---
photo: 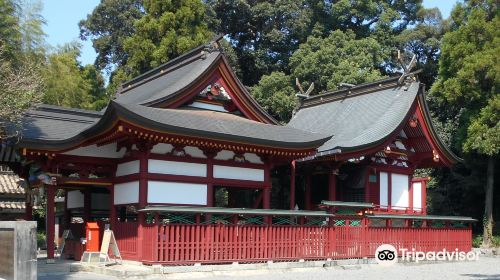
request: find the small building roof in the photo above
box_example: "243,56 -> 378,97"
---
0,171 -> 24,195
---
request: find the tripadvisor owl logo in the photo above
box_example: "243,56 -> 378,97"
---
375,244 -> 398,266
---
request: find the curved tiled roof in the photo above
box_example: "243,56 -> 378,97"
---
288,80 -> 419,154
18,101 -> 330,151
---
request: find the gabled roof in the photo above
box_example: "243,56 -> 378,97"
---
114,37 -> 277,124
287,74 -> 460,165
18,101 -> 330,152
288,77 -> 418,154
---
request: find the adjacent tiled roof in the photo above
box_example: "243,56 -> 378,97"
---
0,172 -> 24,195
19,104 -> 102,142
0,201 -> 25,210
288,78 -> 420,155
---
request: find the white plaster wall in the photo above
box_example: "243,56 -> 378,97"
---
91,193 -> 109,210
116,160 -> 140,177
62,143 -> 126,158
114,181 -> 139,204
67,190 -> 84,209
379,172 -> 388,208
188,101 -> 228,112
391,173 -> 409,209
151,143 -> 173,154
243,153 -> 263,164
147,181 -> 207,205
148,159 -> 207,177
213,165 -> 264,181
215,150 -> 234,160
412,182 -> 422,211
184,146 -> 207,158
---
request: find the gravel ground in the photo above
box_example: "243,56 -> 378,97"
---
38,257 -> 500,280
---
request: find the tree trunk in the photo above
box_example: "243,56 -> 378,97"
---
482,156 -> 495,248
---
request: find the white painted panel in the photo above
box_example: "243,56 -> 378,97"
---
91,193 -> 109,210
151,143 -> 173,154
188,101 -> 228,112
213,165 -> 264,181
184,146 -> 207,158
63,143 -> 126,158
391,174 -> 409,209
379,172 -> 388,208
116,160 -> 140,177
67,190 -> 84,209
148,160 -> 207,177
148,181 -> 207,205
114,181 -> 139,204
215,150 -> 234,160
244,153 -> 263,164
413,182 -> 422,211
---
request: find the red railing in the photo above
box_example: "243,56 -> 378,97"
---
140,220 -> 472,265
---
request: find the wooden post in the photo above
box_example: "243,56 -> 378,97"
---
290,160 -> 296,210
328,172 -> 336,202
204,150 -> 216,222
387,173 -> 392,212
83,188 -> 91,222
263,187 -> 271,209
422,179 -> 427,215
137,149 -> 148,261
109,184 -> 117,230
305,174 -> 312,210
46,184 -> 55,261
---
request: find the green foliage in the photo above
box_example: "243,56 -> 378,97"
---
122,0 -> 213,77
290,30 -> 386,93
42,44 -> 108,110
473,234 -> 500,248
209,0 -> 423,85
0,0 -> 22,62
431,1 -> 499,156
396,8 -> 448,85
37,231 -> 46,249
251,72 -> 295,123
79,0 -> 143,71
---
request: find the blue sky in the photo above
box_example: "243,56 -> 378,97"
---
41,0 -> 459,66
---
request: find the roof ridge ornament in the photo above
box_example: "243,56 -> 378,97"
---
397,50 -> 417,85
293,78 -> 314,116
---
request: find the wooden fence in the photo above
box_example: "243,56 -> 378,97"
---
113,218 -> 472,265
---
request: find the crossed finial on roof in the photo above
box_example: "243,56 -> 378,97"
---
295,78 -> 314,99
397,50 -> 417,85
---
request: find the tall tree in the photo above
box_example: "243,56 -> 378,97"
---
42,44 -> 107,110
79,0 -> 143,72
252,30 -> 387,123
209,0 -> 423,85
122,0 -> 213,77
396,7 -> 448,86
0,0 -> 23,63
430,0 -> 499,247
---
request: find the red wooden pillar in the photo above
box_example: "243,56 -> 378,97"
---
263,187 -> 271,209
83,188 -> 91,222
25,192 -> 33,221
137,150 -> 148,261
408,176 -> 413,213
305,174 -> 312,210
263,160 -> 272,209
387,173 -> 392,212
109,184 -> 117,229
46,184 -> 55,261
205,150 -> 216,222
290,160 -> 296,210
328,172 -> 337,201
422,179 -> 427,215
